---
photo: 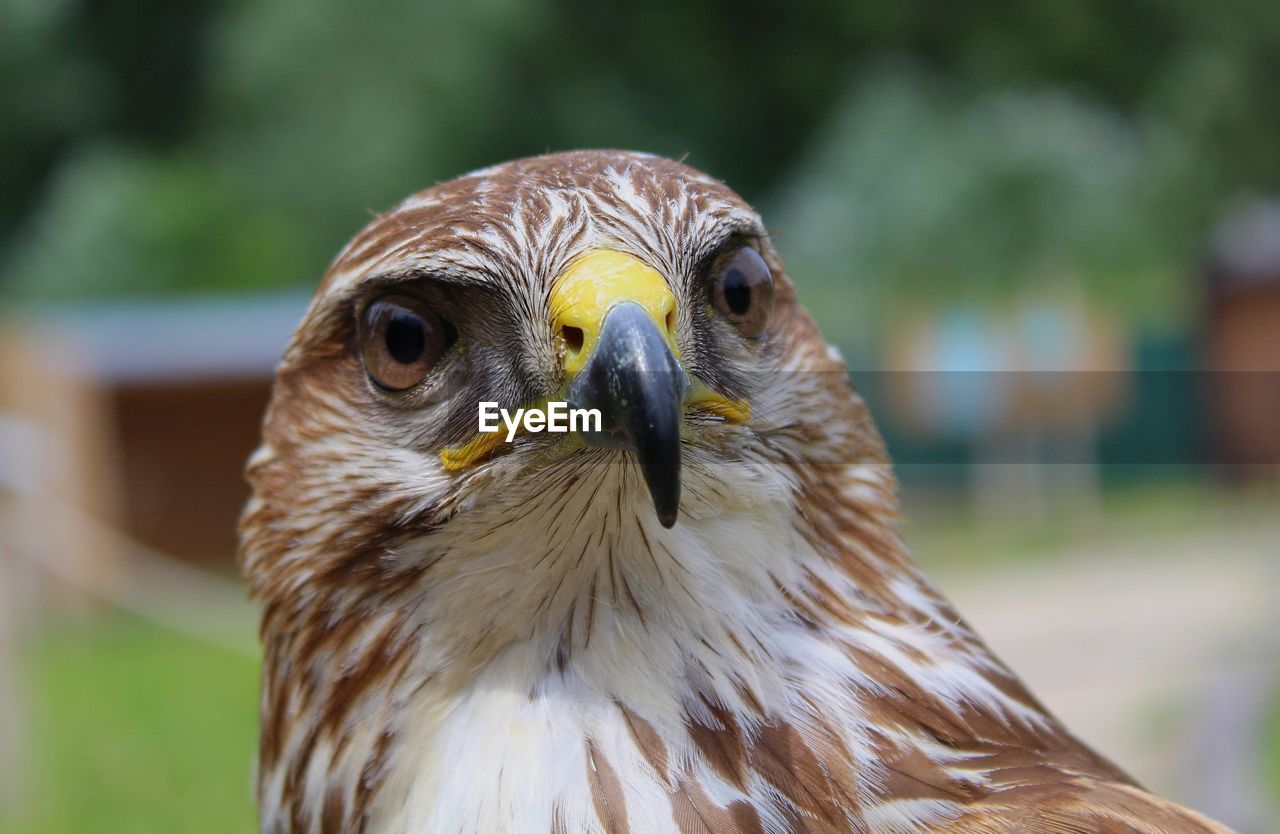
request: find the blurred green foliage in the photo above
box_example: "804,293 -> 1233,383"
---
0,615 -> 257,834
2,0 -> 1279,334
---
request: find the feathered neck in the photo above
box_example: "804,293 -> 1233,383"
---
245,429 -> 1036,833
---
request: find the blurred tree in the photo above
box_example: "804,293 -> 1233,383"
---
1,0 -> 1277,322
0,0 -> 218,236
772,64 -> 1193,341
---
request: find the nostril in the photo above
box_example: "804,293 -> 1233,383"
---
562,325 -> 585,354
665,308 -> 676,335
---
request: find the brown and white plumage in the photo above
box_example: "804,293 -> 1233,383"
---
239,150 -> 1231,833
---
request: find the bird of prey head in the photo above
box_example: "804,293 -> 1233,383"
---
240,151 -> 1230,833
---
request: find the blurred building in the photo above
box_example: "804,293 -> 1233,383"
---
0,294 -> 307,571
1204,199 -> 1280,471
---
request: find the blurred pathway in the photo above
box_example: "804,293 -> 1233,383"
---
933,520 -> 1280,832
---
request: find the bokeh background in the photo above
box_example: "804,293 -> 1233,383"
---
1,1 -> 1278,831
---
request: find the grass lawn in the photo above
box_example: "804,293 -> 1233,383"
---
1,614 -> 259,834
903,475 -> 1279,571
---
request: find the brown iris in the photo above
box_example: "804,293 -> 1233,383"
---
710,245 -> 774,339
359,295 -> 454,391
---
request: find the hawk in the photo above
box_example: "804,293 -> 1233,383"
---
240,151 -> 1231,833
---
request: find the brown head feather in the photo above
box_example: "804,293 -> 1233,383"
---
240,151 -> 1232,833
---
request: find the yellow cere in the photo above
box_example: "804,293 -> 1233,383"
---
439,249 -> 749,470
550,249 -> 678,376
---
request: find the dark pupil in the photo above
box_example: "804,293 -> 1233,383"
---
384,309 -> 427,364
722,268 -> 753,316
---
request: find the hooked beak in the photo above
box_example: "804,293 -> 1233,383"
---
553,250 -> 686,527
565,300 -> 688,527
440,249 -> 749,528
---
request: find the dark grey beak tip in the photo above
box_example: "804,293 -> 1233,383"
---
642,460 -> 681,528
565,301 -> 687,527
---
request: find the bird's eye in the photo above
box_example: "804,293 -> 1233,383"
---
359,295 -> 455,392
709,245 -> 774,339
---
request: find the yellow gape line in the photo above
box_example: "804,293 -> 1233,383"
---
440,249 -> 749,471
688,382 -> 751,423
440,399 -> 554,471
439,431 -> 506,471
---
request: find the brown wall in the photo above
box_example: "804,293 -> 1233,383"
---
110,378 -> 271,570
1207,283 -> 1280,467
